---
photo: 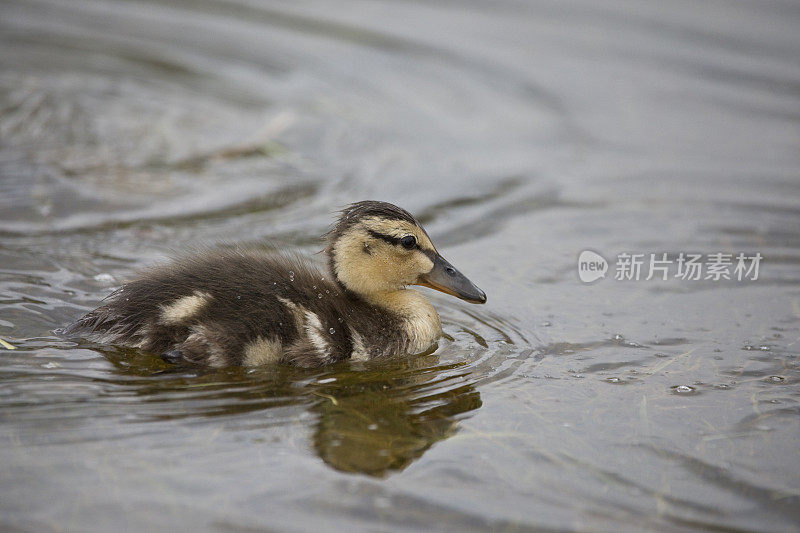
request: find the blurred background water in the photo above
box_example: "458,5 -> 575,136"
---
1,0 -> 799,531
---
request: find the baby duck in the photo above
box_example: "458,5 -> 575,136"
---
64,201 -> 486,368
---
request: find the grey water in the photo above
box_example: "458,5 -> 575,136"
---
1,0 -> 799,531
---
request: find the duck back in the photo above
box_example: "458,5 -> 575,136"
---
64,249 -> 407,367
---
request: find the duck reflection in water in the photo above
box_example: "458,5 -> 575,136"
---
100,346 -> 482,477
311,350 -> 482,476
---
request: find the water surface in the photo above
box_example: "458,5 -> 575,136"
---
1,0 -> 799,531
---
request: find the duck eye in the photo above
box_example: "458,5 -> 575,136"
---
400,235 -> 417,249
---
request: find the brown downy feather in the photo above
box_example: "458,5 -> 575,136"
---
64,248 -> 408,367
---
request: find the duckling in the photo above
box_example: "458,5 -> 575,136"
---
63,201 -> 486,368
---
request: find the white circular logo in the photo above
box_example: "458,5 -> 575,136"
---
578,250 -> 608,283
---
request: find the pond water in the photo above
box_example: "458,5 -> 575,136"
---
2,0 -> 799,530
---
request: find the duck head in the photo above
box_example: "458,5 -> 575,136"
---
325,201 -> 486,304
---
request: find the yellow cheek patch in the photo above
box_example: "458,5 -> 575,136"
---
332,216 -> 441,294
415,252 -> 435,274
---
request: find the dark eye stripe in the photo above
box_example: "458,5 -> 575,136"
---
366,229 -> 435,260
366,229 -> 403,246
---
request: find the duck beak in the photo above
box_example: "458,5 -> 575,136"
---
417,254 -> 487,304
